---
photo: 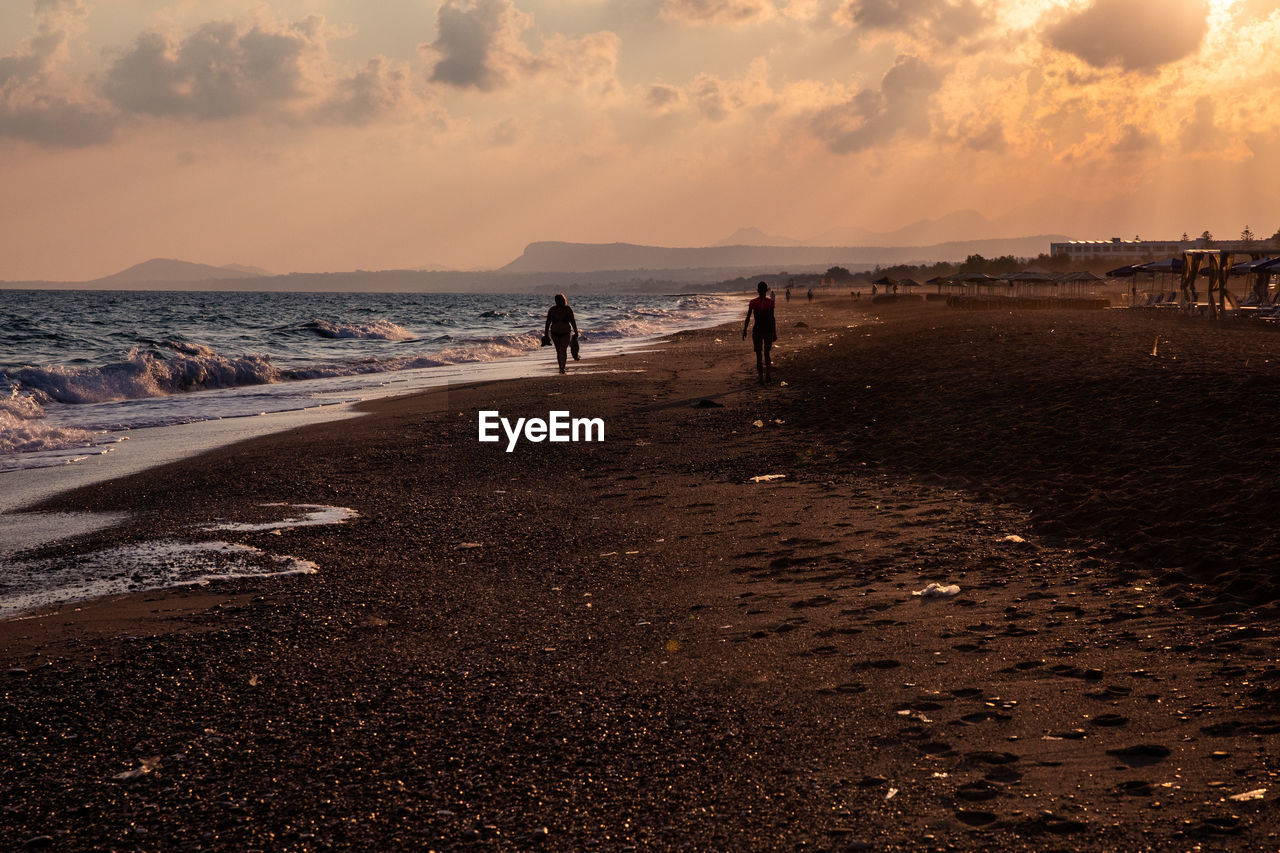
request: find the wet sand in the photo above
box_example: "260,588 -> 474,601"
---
4,298 -> 1280,850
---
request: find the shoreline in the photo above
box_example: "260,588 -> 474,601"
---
7,298 -> 1280,849
1,295 -> 741,515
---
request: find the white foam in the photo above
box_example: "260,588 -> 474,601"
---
0,539 -> 317,619
302,319 -> 416,341
6,341 -> 281,405
201,503 -> 358,532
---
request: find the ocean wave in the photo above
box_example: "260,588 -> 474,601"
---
0,386 -> 96,455
1,294 -> 738,466
298,319 -> 416,341
2,342 -> 281,405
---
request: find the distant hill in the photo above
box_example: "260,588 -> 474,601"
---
811,210 -> 997,247
219,263 -> 273,277
499,236 -> 1067,275
90,258 -> 267,285
712,227 -> 807,247
717,210 -> 1010,249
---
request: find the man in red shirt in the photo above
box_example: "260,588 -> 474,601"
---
742,281 -> 777,384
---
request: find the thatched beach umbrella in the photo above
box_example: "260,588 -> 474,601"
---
1056,270 -> 1104,298
1006,270 -> 1056,298
951,271 -> 1001,297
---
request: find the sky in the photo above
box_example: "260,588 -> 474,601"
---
1,0 -> 1278,280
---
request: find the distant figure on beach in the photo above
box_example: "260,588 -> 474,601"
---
807,288 -> 814,302
785,286 -> 792,301
544,293 -> 579,374
743,281 -> 777,384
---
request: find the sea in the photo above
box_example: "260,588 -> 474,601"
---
0,289 -> 737,475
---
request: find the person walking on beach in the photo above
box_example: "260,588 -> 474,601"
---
743,281 -> 777,384
544,293 -> 579,374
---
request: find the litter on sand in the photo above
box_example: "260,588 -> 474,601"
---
913,582 -> 961,598
749,474 -> 787,483
1229,789 -> 1266,802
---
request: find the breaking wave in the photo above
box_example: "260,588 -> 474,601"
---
1,292 -> 738,468
297,319 -> 416,341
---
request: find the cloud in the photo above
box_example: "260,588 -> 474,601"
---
1110,123 -> 1159,156
314,56 -> 412,125
960,117 -> 1006,153
835,0 -> 991,43
691,74 -> 729,121
102,18 -> 326,119
424,0 -> 536,91
538,31 -> 621,96
423,0 -> 619,97
647,83 -> 683,110
0,0 -> 85,86
1044,0 -> 1209,72
1233,0 -> 1279,22
810,54 -> 945,153
1180,95 -> 1226,153
660,0 -> 775,26
0,93 -> 115,147
0,0 -> 116,146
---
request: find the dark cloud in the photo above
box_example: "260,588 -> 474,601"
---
839,0 -> 991,42
0,0 -> 83,86
692,75 -> 729,121
1044,0 -> 1208,72
810,54 -> 945,153
1180,95 -> 1225,152
425,0 -> 532,91
660,0 -> 773,26
1111,123 -> 1159,156
962,117 -> 1006,153
647,83 -> 682,108
0,0 -> 116,146
314,57 -> 409,125
0,94 -> 115,147
103,19 -> 321,119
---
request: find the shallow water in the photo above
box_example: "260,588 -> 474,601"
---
1,290 -> 735,470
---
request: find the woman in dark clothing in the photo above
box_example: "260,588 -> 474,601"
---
742,281 -> 777,384
544,293 -> 579,374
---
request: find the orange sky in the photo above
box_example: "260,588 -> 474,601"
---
1,0 -> 1277,280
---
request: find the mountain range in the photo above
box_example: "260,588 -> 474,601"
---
713,209 -> 1070,249
89,258 -> 273,285
498,234 -> 1065,275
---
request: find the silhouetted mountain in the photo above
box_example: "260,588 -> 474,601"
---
712,227 -> 806,247
811,210 -> 996,246
219,263 -> 273,277
499,236 -> 1066,275
91,258 -> 266,284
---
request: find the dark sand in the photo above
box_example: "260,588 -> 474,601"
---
5,299 -> 1280,850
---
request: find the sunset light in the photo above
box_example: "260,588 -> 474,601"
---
6,5 -> 1280,847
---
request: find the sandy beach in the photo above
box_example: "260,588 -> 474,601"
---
6,297 -> 1280,850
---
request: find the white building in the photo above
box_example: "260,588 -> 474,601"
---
1050,237 -> 1279,261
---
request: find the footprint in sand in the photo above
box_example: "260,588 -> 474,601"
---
1090,713 -> 1129,727
1114,780 -> 1154,797
955,781 -> 999,802
1105,744 -> 1170,766
954,810 -> 999,827
984,766 -> 1022,784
